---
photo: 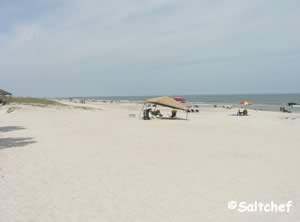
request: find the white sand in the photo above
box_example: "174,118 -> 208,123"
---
1,103 -> 300,221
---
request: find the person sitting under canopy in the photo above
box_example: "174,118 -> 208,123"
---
143,108 -> 151,120
170,109 -> 177,118
151,109 -> 163,118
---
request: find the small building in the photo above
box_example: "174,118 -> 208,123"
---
0,89 -> 12,105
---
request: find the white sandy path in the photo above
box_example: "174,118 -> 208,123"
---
0,104 -> 300,222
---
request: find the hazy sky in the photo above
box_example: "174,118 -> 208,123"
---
1,0 -> 300,97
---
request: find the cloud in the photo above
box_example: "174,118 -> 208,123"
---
1,0 -> 300,96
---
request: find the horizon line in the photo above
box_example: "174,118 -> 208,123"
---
49,92 -> 300,99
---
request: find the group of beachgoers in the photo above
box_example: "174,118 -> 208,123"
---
143,105 -> 177,120
237,108 -> 248,116
143,104 -> 251,120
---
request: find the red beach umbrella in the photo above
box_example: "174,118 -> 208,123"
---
240,100 -> 253,105
174,97 -> 186,103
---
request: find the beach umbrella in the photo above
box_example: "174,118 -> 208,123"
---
240,100 -> 253,106
174,97 -> 186,103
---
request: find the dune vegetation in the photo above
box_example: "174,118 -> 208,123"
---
10,97 -> 65,107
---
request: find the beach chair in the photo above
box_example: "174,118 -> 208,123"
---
150,110 -> 163,118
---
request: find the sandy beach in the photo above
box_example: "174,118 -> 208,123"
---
1,102 -> 300,221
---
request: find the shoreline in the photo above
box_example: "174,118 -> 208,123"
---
56,98 -> 300,114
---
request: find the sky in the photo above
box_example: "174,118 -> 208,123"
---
1,0 -> 300,97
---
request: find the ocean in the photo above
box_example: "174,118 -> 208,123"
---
76,94 -> 300,113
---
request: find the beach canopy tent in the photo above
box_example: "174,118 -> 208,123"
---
145,96 -> 188,111
0,89 -> 12,96
142,96 -> 189,120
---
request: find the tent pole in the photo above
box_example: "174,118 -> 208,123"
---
139,103 -> 145,120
